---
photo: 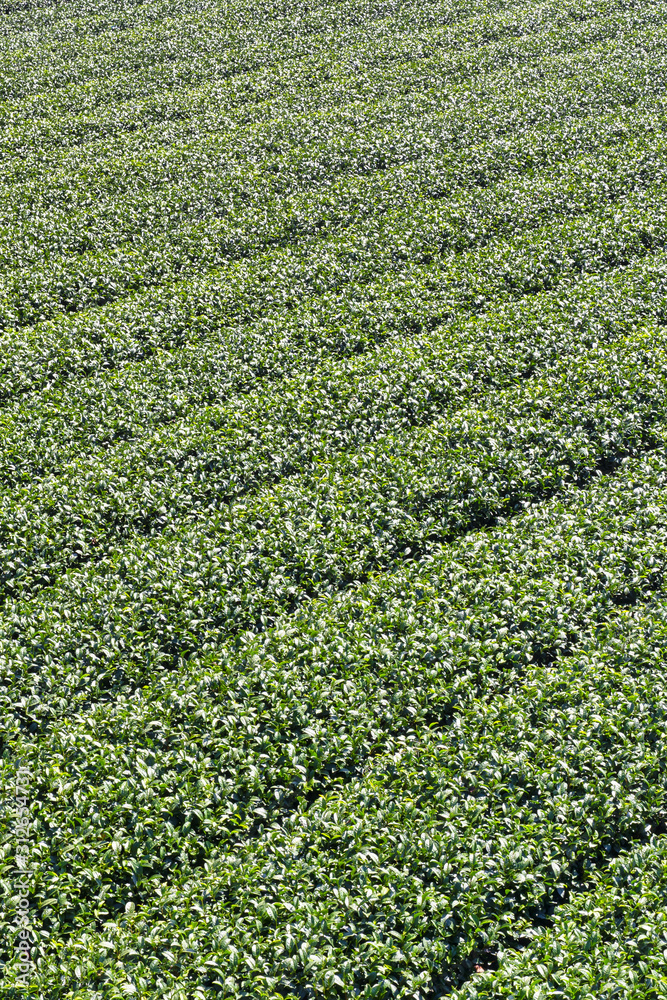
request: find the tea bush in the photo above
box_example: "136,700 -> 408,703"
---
3,0 -> 667,997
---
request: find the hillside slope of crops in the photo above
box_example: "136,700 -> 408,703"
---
3,1 -> 667,997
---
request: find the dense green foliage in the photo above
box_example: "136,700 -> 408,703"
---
3,0 -> 667,996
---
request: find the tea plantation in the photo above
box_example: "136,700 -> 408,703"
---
4,0 -> 667,996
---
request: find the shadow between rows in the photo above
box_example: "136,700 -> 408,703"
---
0,282 -> 664,630
0,0 -> 612,156
0,200 -> 660,505
430,808 -> 667,998
2,633 -> 565,942
13,543 -> 667,945
50,672 -> 667,994
3,63 -> 663,351
7,428 -> 664,756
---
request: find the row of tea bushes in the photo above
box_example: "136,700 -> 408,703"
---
3,450 -> 667,994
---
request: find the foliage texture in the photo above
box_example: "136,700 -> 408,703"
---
3,1 -> 667,997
